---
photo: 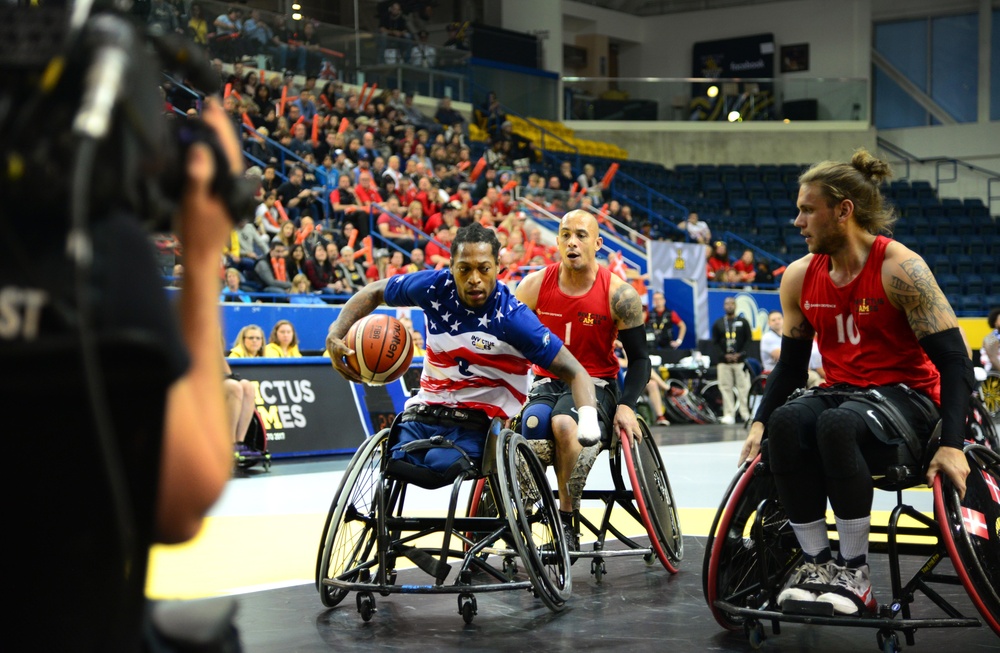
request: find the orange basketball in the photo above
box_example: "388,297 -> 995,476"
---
345,314 -> 415,385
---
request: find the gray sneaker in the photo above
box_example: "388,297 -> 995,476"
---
816,563 -> 878,615
777,558 -> 837,607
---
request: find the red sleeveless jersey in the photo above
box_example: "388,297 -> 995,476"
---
532,264 -> 620,380
801,235 -> 940,404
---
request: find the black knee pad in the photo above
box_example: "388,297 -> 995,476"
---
768,404 -> 807,474
815,408 -> 867,479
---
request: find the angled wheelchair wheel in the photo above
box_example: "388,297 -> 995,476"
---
699,380 -> 738,421
979,371 -> 999,423
679,388 -> 720,425
465,476 -> 501,555
746,375 -> 767,424
499,430 -> 572,612
703,453 -> 801,630
316,429 -> 388,608
933,445 -> 1000,636
662,380 -> 693,424
968,395 -> 999,450
619,419 -> 682,572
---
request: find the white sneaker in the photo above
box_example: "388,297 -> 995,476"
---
719,415 -> 735,425
777,558 -> 836,607
816,563 -> 878,615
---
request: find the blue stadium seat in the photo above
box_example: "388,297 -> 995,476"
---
755,217 -> 779,239
759,165 -> 781,184
978,255 -> 997,276
929,254 -> 953,276
938,273 -> 961,297
953,254 -> 975,276
922,202 -> 945,219
730,198 -> 751,219
967,274 -> 986,296
910,216 -> 931,236
942,235 -> 965,255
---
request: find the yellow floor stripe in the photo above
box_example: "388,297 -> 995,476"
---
147,507 -> 933,600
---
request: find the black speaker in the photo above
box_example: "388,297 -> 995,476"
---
783,99 -> 818,121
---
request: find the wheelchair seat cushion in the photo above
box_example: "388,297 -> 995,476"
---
387,421 -> 486,489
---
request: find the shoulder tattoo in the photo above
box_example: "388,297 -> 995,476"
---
895,258 -> 956,339
611,283 -> 643,328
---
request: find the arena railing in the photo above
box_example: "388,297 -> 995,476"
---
562,76 -> 868,122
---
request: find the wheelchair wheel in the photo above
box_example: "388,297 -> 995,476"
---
619,419 -> 682,572
499,431 -> 572,612
662,380 -> 693,424
979,371 -> 999,423
679,388 -> 719,425
746,375 -> 767,424
465,476 -> 500,554
703,453 -> 801,630
933,445 -> 1000,636
699,381 -> 737,420
968,395 -> 999,450
316,429 -> 388,608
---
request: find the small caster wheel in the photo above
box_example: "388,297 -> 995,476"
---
877,630 -> 900,653
503,557 -> 518,580
458,593 -> 477,624
591,558 -> 606,584
744,620 -> 765,650
643,552 -> 655,566
357,592 -> 376,622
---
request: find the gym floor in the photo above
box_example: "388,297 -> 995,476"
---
146,423 -> 999,651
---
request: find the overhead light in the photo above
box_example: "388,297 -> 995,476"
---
292,3 -> 301,9
292,12 -> 302,20
707,85 -> 719,98
727,111 -> 741,122
783,118 -> 791,123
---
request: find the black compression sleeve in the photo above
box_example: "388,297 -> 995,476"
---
619,325 -> 651,411
752,336 -> 811,426
919,327 -> 975,450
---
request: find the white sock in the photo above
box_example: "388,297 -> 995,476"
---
790,518 -> 830,558
835,515 -> 871,565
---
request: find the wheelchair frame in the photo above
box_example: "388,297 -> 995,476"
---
315,417 -> 571,623
702,418 -> 1000,652
470,417 -> 684,583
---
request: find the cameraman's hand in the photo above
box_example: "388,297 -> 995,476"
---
179,97 -> 244,256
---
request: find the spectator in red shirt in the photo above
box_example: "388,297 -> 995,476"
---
733,248 -> 757,284
394,175 -> 417,208
424,200 -> 460,234
375,195 -> 416,252
424,224 -> 453,268
354,171 -> 384,213
706,240 -> 732,281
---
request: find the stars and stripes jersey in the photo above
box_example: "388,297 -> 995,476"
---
801,235 -> 940,404
383,269 -> 563,419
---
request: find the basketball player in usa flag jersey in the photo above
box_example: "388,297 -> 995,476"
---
739,149 -> 973,616
515,210 -> 650,550
326,223 -> 600,482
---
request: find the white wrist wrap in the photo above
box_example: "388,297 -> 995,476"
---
577,405 -> 601,446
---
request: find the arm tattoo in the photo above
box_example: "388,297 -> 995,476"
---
611,284 -> 644,328
787,319 -> 814,340
897,258 -> 956,339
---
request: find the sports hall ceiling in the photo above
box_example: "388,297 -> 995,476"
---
575,0 -> 791,17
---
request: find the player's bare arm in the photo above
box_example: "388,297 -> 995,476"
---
327,280 -> 388,382
548,346 -> 598,412
514,268 -> 543,311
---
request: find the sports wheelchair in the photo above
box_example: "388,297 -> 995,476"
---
315,412 -> 571,623
469,415 -> 683,582
702,395 -> 999,651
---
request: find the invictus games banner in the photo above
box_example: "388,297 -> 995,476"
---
230,358 -> 374,456
649,241 -> 708,344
